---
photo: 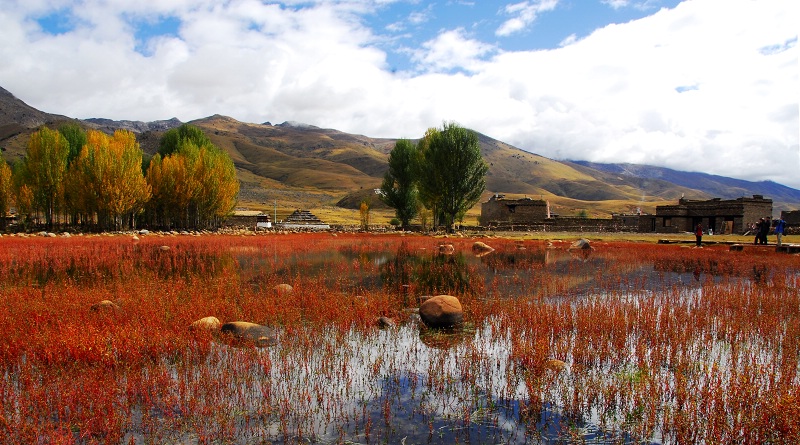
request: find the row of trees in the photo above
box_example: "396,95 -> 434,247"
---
380,122 -> 488,232
0,123 -> 239,231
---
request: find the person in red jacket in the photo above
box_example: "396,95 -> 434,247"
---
695,223 -> 703,247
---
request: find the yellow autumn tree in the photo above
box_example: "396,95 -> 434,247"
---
71,130 -> 151,230
0,157 -> 12,229
18,127 -> 70,228
193,144 -> 239,226
146,125 -> 238,229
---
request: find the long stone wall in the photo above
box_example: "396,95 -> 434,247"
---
488,216 -> 640,232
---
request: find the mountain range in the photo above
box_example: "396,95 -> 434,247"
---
1,86 -> 798,221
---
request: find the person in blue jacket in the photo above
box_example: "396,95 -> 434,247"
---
774,217 -> 786,246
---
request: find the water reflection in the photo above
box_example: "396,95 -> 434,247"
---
382,242 -> 481,297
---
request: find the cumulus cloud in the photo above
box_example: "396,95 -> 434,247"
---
496,0 -> 559,37
0,0 -> 797,189
410,28 -> 495,73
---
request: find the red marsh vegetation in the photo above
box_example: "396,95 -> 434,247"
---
0,233 -> 797,444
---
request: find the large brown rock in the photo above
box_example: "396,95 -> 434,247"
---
419,295 -> 463,328
220,321 -> 277,347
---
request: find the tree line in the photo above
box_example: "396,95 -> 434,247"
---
379,122 -> 488,232
0,123 -> 239,231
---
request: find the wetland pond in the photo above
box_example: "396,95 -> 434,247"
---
0,233 -> 797,444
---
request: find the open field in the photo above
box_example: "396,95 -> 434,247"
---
0,233 -> 797,444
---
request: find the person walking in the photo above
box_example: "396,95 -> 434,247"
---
775,216 -> 786,246
695,223 -> 703,247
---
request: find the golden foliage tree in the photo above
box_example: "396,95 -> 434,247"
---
69,130 -> 151,230
18,127 -> 70,228
146,126 -> 238,229
0,157 -> 12,229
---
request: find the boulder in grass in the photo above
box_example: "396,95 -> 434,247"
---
419,295 -> 463,328
545,359 -> 566,372
90,300 -> 121,312
438,244 -> 455,255
274,283 -> 293,295
159,245 -> 170,252
189,316 -> 221,332
569,239 -> 592,250
220,321 -> 277,347
472,241 -> 495,257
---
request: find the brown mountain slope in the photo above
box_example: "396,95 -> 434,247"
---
2,85 -> 796,222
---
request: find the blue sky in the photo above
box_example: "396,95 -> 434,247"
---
0,0 -> 797,189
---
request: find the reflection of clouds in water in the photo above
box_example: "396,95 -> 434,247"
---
205,320 -> 533,443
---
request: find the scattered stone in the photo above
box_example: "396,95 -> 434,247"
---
419,295 -> 463,328
46,232 -> 57,238
190,316 -> 222,332
220,321 -> 277,347
159,245 -> 170,251
472,241 -> 495,257
274,283 -> 293,295
569,239 -> 592,250
90,300 -> 121,312
377,316 -> 396,329
545,359 -> 566,372
131,235 -> 139,242
138,229 -> 149,236
438,244 -> 455,255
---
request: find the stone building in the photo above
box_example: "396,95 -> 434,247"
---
781,210 -> 800,226
480,194 -> 549,226
639,195 -> 773,234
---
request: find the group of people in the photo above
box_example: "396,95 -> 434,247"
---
752,217 -> 787,246
695,217 -> 788,247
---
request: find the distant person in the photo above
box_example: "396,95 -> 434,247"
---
695,223 -> 703,247
757,217 -> 770,245
753,220 -> 761,244
774,217 -> 786,246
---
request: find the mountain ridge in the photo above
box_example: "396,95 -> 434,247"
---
1,85 -> 798,217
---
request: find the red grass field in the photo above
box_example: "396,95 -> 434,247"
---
0,233 -> 797,444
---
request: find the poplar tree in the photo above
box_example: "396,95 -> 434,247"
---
0,157 -> 11,229
147,124 -> 238,229
379,139 -> 420,229
69,130 -> 151,230
417,122 -> 487,232
19,127 -> 70,228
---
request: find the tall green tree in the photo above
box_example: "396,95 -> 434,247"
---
417,122 -> 488,232
18,127 -> 70,228
58,122 -> 87,164
379,139 -> 420,229
158,124 -> 213,157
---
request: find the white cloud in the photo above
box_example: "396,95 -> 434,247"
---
410,28 -> 495,73
0,0 -> 797,189
496,0 -> 559,37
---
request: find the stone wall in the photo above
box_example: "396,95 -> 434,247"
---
488,216 -> 640,233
